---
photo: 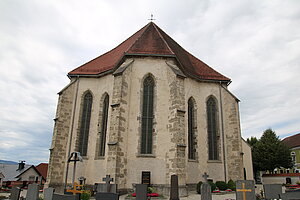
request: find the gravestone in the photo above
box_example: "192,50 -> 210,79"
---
10,186 -> 21,200
201,172 -> 212,200
169,174 -> 179,200
141,171 -> 151,185
52,193 -> 79,200
95,192 -> 119,200
102,175 -> 114,193
44,187 -> 55,200
26,183 -> 39,200
96,183 -> 117,193
282,189 -> 300,200
263,184 -> 283,199
136,184 -> 147,200
236,180 -> 255,200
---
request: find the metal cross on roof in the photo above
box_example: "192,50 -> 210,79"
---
148,14 -> 156,21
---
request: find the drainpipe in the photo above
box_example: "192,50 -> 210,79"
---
64,76 -> 80,190
219,82 -> 227,182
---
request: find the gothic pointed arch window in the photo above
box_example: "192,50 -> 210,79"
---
188,97 -> 196,160
99,94 -> 109,156
79,91 -> 93,156
141,75 -> 154,154
207,96 -> 219,160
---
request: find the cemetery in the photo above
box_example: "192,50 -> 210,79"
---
2,172 -> 300,200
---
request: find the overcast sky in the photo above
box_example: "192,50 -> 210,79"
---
0,0 -> 299,165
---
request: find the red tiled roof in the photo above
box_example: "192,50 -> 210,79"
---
282,133 -> 300,148
35,163 -> 48,180
69,22 -> 230,82
262,173 -> 300,177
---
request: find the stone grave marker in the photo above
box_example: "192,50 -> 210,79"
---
282,189 -> 300,200
102,175 -> 114,193
96,183 -> 117,193
95,192 -> 119,200
201,172 -> 212,200
169,174 -> 179,200
26,183 -> 39,200
136,184 -> 147,200
44,187 -> 55,200
236,180 -> 255,200
10,186 -> 21,200
263,184 -> 283,199
52,193 -> 79,200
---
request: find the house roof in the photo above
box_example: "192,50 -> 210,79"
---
35,163 -> 48,180
0,163 -> 31,181
69,22 -> 230,83
282,133 -> 300,149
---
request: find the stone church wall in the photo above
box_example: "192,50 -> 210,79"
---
47,57 -> 244,194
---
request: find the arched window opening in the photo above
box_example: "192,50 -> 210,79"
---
79,92 -> 93,156
207,97 -> 218,160
188,98 -> 196,160
99,94 -> 109,156
141,76 -> 154,154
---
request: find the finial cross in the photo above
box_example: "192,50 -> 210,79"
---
148,14 -> 156,21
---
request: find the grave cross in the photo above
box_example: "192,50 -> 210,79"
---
202,172 -> 209,183
102,175 -> 114,193
236,183 -> 252,200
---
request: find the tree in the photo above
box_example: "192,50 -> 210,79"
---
248,129 -> 293,173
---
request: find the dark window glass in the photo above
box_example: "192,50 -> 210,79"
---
79,92 -> 93,156
99,94 -> 109,156
141,76 -> 154,154
188,98 -> 196,160
207,97 -> 218,160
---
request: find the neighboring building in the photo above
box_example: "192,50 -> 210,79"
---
0,161 -> 48,188
46,22 -> 249,195
0,172 -> 4,187
282,133 -> 300,172
16,163 -> 48,185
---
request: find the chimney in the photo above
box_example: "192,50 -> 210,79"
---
17,161 -> 25,171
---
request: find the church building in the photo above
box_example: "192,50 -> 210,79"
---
46,22 -> 251,194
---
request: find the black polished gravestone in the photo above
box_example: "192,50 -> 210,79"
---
10,186 -> 21,200
263,184 -> 283,199
169,174 -> 179,200
141,171 -> 151,185
95,192 -> 119,200
136,184 -> 148,200
236,180 -> 255,200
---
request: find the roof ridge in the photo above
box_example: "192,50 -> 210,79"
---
152,23 -> 175,55
124,22 -> 153,53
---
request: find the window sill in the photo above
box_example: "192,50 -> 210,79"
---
188,159 -> 198,163
207,160 -> 222,163
94,156 -> 105,160
137,154 -> 156,158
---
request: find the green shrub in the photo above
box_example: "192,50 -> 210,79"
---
147,187 -> 156,194
208,181 -> 216,192
196,181 -> 203,194
216,181 -> 228,191
227,179 -> 236,191
80,191 -> 91,200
